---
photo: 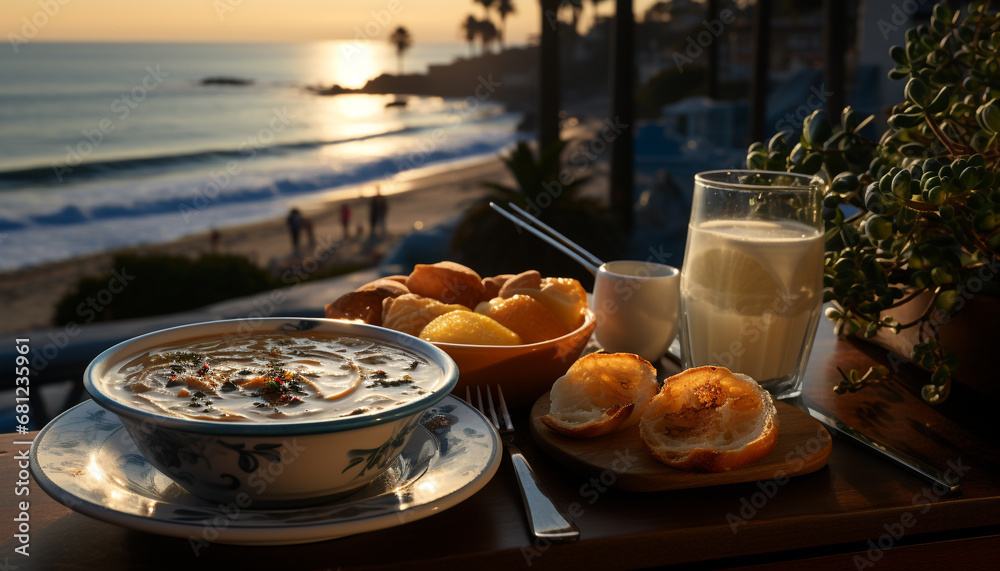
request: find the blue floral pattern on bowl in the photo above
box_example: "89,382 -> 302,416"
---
80,317 -> 461,506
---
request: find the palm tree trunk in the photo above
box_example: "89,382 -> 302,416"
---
609,0 -> 634,236
748,0 -> 771,144
822,0 -> 846,119
539,0 -> 561,151
706,0 -> 719,100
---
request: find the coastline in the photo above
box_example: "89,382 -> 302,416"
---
0,155 -> 512,336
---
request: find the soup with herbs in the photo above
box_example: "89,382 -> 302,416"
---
103,332 -> 443,422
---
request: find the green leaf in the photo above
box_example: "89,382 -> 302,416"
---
747,151 -> 768,170
969,129 -> 995,153
905,78 -> 931,107
930,365 -> 949,386
891,169 -> 912,198
803,111 -> 831,147
768,130 -> 791,153
933,2 -> 952,23
899,142 -> 928,157
865,215 -> 894,241
889,45 -> 908,65
959,166 -> 980,190
931,267 -> 954,286
831,172 -> 859,194
976,99 -> 1000,133
841,106 -> 860,131
925,84 -> 955,114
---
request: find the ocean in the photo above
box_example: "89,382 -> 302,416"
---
0,42 -> 522,271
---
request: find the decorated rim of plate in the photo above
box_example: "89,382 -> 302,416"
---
29,395 -> 500,544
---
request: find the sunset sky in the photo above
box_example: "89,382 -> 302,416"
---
3,0 -> 657,46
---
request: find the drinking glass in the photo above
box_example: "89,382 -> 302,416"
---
678,170 -> 826,399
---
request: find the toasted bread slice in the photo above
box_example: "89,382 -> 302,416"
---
639,366 -> 778,472
541,352 -> 658,438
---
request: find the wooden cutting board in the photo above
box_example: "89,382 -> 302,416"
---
528,392 -> 832,492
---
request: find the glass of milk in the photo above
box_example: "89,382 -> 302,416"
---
679,170 -> 826,399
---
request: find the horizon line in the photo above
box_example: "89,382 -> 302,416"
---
14,39 -> 484,45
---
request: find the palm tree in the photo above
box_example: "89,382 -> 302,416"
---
562,0 -> 584,33
461,15 -> 479,57
497,0 -> 516,50
539,0 -> 560,151
389,26 -> 413,74
590,0 -> 609,18
478,19 -> 499,54
476,0 -> 497,23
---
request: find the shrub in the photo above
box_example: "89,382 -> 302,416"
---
54,253 -> 276,325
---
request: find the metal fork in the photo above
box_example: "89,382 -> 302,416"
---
468,385 -> 580,543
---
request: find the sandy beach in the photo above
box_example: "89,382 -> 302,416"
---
0,156 -> 514,337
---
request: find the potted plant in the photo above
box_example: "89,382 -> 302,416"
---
746,1 -> 1000,403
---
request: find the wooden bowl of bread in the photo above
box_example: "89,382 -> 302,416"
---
324,261 -> 595,407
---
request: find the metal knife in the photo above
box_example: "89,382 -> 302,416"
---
805,406 -> 960,493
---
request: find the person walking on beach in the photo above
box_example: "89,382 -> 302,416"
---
376,192 -> 388,237
286,208 -> 304,252
340,203 -> 351,240
209,228 -> 221,252
368,190 -> 380,239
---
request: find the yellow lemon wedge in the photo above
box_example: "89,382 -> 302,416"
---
419,311 -> 522,345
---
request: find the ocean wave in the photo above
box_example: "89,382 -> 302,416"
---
0,111 -> 509,189
11,135 -> 516,229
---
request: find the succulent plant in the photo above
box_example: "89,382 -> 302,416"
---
746,1 -> 1000,403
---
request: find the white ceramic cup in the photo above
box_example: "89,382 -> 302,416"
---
591,260 -> 681,362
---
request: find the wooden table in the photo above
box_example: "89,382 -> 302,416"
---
3,324 -> 999,570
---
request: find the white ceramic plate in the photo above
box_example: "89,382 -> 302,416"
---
30,396 -> 501,546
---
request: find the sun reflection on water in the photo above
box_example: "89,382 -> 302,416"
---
316,40 -> 382,90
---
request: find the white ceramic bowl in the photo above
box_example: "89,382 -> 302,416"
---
83,318 -> 458,507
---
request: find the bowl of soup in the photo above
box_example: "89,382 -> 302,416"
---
83,317 -> 458,507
